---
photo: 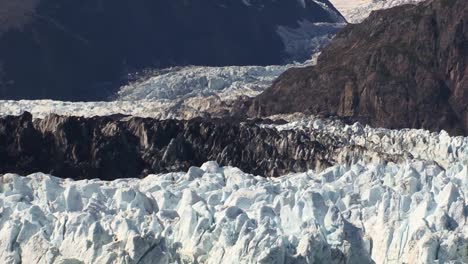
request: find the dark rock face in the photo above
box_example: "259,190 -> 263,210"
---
247,0 -> 468,135
0,113 -> 401,180
0,0 -> 343,101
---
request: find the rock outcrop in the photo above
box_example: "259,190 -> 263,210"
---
0,0 -> 343,100
0,112 -> 401,180
247,0 -> 468,135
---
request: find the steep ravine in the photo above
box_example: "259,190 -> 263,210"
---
0,112 -> 403,180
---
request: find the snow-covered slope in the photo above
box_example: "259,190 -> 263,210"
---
329,0 -> 372,20
1,159 -> 466,264
329,0 -> 426,23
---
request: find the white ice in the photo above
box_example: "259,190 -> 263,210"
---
0,64 -> 296,120
1,114 -> 468,263
0,157 -> 466,264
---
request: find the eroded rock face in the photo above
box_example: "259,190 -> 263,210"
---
0,0 -> 343,100
0,112 -> 401,180
247,0 -> 468,135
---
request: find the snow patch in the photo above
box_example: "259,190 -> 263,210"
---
329,0 -> 426,23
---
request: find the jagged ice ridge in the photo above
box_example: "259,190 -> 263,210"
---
0,159 -> 466,264
0,117 -> 468,263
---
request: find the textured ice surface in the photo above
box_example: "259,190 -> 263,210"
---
0,64 -> 303,119
330,0 -> 425,23
1,158 -> 466,264
0,116 -> 468,263
263,115 -> 468,170
117,65 -> 289,101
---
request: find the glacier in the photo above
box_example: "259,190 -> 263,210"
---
0,63 -> 314,120
1,0 -> 465,263
262,115 -> 468,170
0,118 -> 467,264
116,65 -> 290,102
1,160 -> 466,264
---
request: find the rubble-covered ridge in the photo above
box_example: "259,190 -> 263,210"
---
3,112 -> 468,180
0,112 -> 404,180
263,115 -> 468,170
0,160 -> 467,264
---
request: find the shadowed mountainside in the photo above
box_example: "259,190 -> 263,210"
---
246,0 -> 467,135
0,0 -> 343,101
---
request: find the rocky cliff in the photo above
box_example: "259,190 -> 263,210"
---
0,0 -> 343,101
248,0 -> 468,135
0,112 -> 401,180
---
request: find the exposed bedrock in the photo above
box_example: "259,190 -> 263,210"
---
0,112 -> 403,180
246,0 -> 468,135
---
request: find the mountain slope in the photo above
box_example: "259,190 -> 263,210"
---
0,0 -> 343,101
248,0 -> 468,135
330,0 -> 426,23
